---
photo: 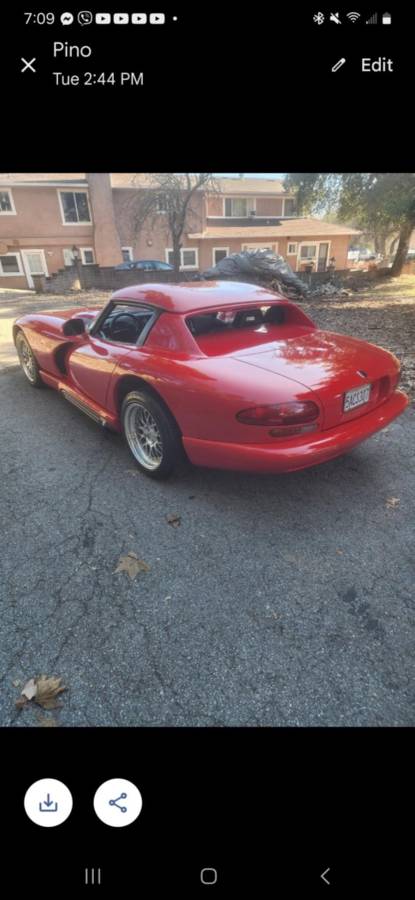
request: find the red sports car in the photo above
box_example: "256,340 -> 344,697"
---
14,281 -> 408,478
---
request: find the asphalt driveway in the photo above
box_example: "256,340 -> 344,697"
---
1,368 -> 414,726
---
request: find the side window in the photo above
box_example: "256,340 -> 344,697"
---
97,305 -> 153,344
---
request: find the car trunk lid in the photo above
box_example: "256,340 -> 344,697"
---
234,330 -> 400,430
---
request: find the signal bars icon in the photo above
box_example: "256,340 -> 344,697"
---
366,12 -> 378,24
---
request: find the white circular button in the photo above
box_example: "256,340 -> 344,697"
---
24,778 -> 73,827
93,778 -> 143,827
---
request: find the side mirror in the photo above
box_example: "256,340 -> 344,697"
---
63,318 -> 86,336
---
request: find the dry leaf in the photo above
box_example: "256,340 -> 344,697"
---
35,675 -> 66,709
16,675 -> 66,710
114,552 -> 151,580
166,514 -> 181,528
21,678 -> 37,700
12,679 -> 21,688
386,497 -> 400,509
36,714 -> 57,728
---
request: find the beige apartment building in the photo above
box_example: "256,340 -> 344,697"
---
0,173 -> 360,289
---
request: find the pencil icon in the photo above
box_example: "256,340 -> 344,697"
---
332,57 -> 346,72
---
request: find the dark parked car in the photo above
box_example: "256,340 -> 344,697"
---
115,259 -> 174,271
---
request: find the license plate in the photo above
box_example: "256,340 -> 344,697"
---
343,384 -> 371,412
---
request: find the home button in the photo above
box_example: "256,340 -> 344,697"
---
201,868 -> 218,885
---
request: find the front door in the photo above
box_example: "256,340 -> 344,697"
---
21,249 -> 49,288
317,242 -> 330,272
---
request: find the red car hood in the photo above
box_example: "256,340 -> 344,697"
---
234,330 -> 401,429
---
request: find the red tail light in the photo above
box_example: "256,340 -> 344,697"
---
236,400 -> 320,426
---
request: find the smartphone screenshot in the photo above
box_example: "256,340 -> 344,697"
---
1,7 -> 413,893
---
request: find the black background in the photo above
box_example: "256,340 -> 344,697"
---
2,5 -> 414,894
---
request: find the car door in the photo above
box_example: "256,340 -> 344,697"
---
67,304 -> 153,407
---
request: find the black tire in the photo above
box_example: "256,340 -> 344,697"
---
15,331 -> 44,388
121,389 -> 184,479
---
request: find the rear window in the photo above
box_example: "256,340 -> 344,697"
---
186,305 -> 285,337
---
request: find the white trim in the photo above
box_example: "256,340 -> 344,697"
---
166,247 -> 199,269
212,247 -> 230,265
0,251 -> 24,276
0,188 -> 16,215
80,247 -> 96,265
287,243 -> 298,255
21,249 -> 49,288
121,246 -> 133,262
223,197 -> 257,218
57,189 -> 92,225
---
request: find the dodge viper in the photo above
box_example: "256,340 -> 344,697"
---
14,280 -> 408,478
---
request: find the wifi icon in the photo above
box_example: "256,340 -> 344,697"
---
347,11 -> 361,22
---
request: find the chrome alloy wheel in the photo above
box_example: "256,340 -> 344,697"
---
124,402 -> 164,470
17,335 -> 37,383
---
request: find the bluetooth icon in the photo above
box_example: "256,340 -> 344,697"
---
313,12 -> 325,25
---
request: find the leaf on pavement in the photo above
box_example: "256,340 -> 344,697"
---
166,514 -> 181,528
114,552 -> 151,580
386,497 -> 400,509
35,675 -> 66,709
21,678 -> 37,700
16,675 -> 66,710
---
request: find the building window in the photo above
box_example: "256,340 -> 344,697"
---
224,198 -> 255,217
0,189 -> 16,215
156,194 -> 167,214
80,248 -> 95,265
284,199 -> 296,216
122,247 -> 133,262
287,243 -> 298,255
166,248 -> 198,269
242,243 -> 278,254
59,190 -> 91,224
0,253 -> 23,275
213,248 -> 229,265
300,245 -> 317,259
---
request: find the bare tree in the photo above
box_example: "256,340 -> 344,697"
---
126,173 -> 219,278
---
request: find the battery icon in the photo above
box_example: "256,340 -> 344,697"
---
382,12 -> 392,24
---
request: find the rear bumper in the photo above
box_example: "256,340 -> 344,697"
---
183,389 -> 409,473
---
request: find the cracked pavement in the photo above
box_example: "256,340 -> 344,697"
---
1,368 -> 414,726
